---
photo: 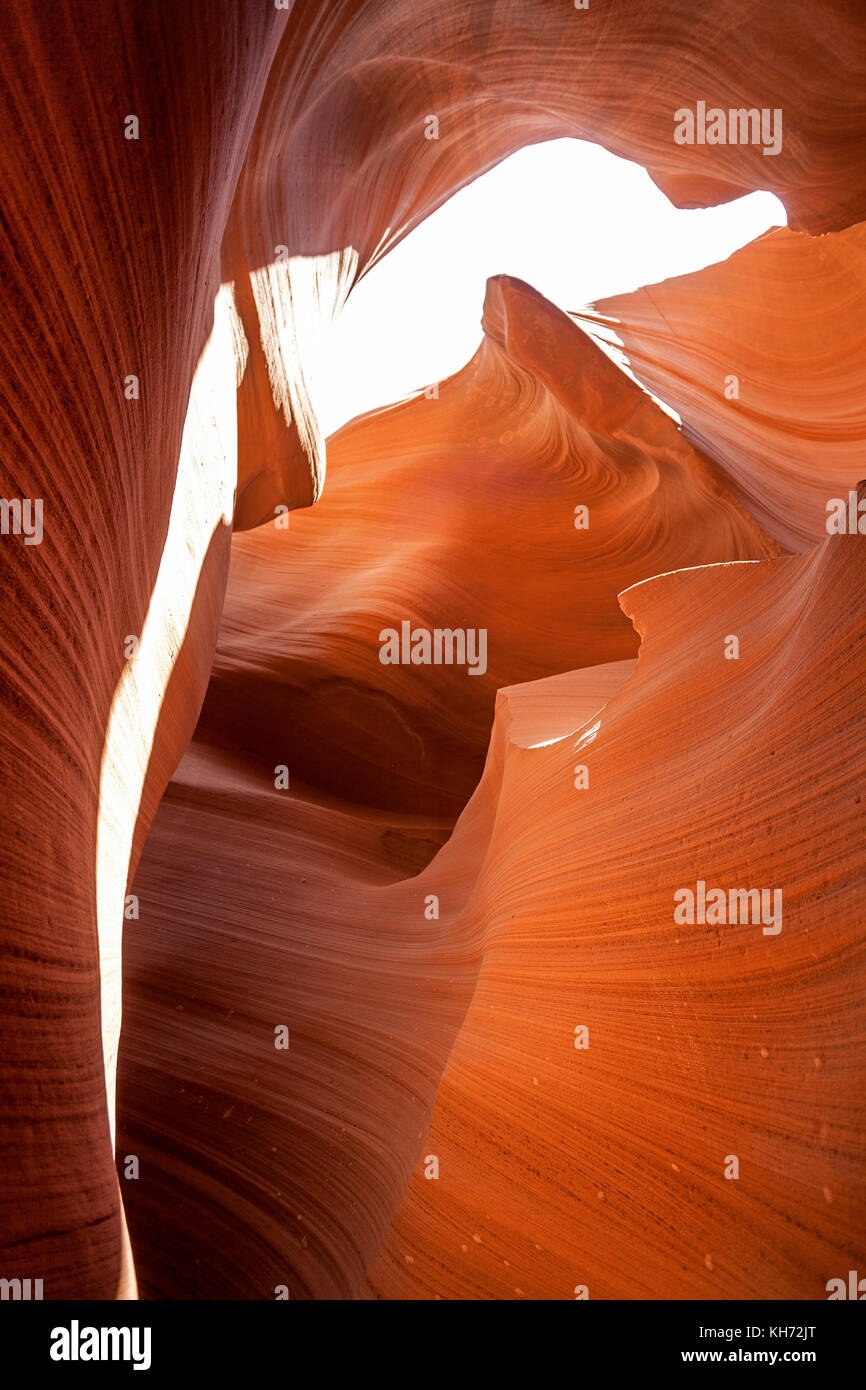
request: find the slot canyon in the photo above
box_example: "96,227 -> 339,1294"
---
0,0 -> 864,1304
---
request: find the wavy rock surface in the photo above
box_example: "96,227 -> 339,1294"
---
199,276 -> 778,821
0,3 -> 286,1299
366,523 -> 866,1300
118,661 -> 634,1297
579,221 -> 866,551
2,0 -> 865,1301
226,0 -> 866,527
119,275 -> 796,1299
120,511 -> 866,1299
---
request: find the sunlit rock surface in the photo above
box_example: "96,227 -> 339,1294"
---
121,507 -> 866,1299
1,0 -> 864,1300
365,525 -> 866,1300
578,222 -> 866,551
0,1 -> 284,1299
226,0 -> 866,528
196,276 -> 778,821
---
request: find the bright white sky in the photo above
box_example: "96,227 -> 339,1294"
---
320,138 -> 786,437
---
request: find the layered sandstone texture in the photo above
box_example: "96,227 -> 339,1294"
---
578,221 -> 866,550
1,0 -> 864,1300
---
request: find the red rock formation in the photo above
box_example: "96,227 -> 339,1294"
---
118,661 -> 635,1297
117,272 -> 800,1299
366,523 -> 866,1300
198,276 -> 778,820
0,1 -> 287,1300
227,0 -> 866,528
579,221 -> 866,551
119,508 -> 866,1299
2,0 -> 865,1302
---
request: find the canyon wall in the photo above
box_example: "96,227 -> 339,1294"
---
1,0 -> 864,1297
